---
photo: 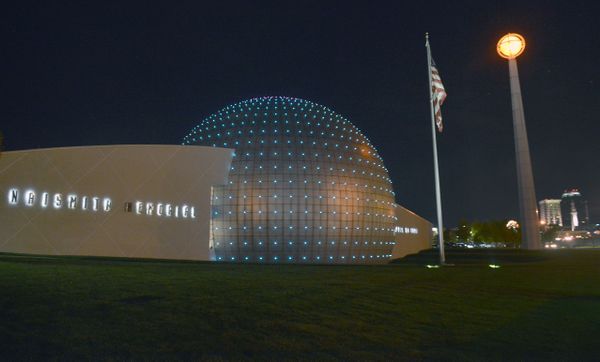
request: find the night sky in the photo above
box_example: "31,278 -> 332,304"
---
1,1 -> 598,227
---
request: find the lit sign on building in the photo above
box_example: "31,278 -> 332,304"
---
7,188 -> 111,212
134,201 -> 196,219
6,188 -> 197,219
394,226 -> 419,234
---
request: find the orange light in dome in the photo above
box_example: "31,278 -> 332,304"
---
360,146 -> 374,159
497,33 -> 526,59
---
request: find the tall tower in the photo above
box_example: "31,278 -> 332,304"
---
570,201 -> 579,231
497,33 -> 541,249
561,189 -> 587,230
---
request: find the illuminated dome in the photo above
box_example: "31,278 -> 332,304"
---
183,96 -> 397,263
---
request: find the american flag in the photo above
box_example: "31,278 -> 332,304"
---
431,59 -> 447,132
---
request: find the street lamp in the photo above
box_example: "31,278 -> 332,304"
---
497,33 -> 525,59
497,33 -> 541,249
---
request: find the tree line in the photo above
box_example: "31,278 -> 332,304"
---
445,219 -> 561,247
444,219 -> 521,247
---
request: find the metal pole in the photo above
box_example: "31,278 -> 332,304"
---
508,58 -> 541,249
426,33 -> 446,264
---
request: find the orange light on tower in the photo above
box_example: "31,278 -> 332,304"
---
497,33 -> 526,59
497,32 -> 541,250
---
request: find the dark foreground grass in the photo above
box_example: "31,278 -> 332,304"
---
1,249 -> 599,361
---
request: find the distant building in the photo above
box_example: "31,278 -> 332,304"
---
539,199 -> 562,227
561,189 -> 589,231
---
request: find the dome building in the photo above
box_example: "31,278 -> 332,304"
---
183,96 -> 399,264
0,96 -> 430,263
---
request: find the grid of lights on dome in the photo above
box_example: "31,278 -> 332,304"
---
183,97 -> 398,264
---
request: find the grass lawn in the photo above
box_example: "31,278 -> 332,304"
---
1,249 -> 599,360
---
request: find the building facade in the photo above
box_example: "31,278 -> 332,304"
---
1,97 -> 432,263
0,145 -> 233,260
561,189 -> 589,231
183,96 -> 431,263
392,204 -> 433,259
538,199 -> 562,226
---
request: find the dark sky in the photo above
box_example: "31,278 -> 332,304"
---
1,1 -> 598,226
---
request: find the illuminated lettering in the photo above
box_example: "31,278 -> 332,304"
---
131,200 -> 195,220
146,202 -> 154,216
394,226 -> 419,235
41,192 -> 49,208
26,190 -> 36,206
81,196 -> 89,210
54,194 -> 63,208
9,189 -> 19,204
6,188 -> 111,214
67,194 -> 77,209
9,189 -> 194,219
103,198 -> 111,212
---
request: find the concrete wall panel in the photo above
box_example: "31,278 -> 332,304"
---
0,145 -> 232,260
392,204 -> 433,259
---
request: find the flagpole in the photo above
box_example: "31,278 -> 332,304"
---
425,33 -> 446,265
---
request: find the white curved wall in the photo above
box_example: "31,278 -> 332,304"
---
392,204 -> 433,259
0,145 -> 233,260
